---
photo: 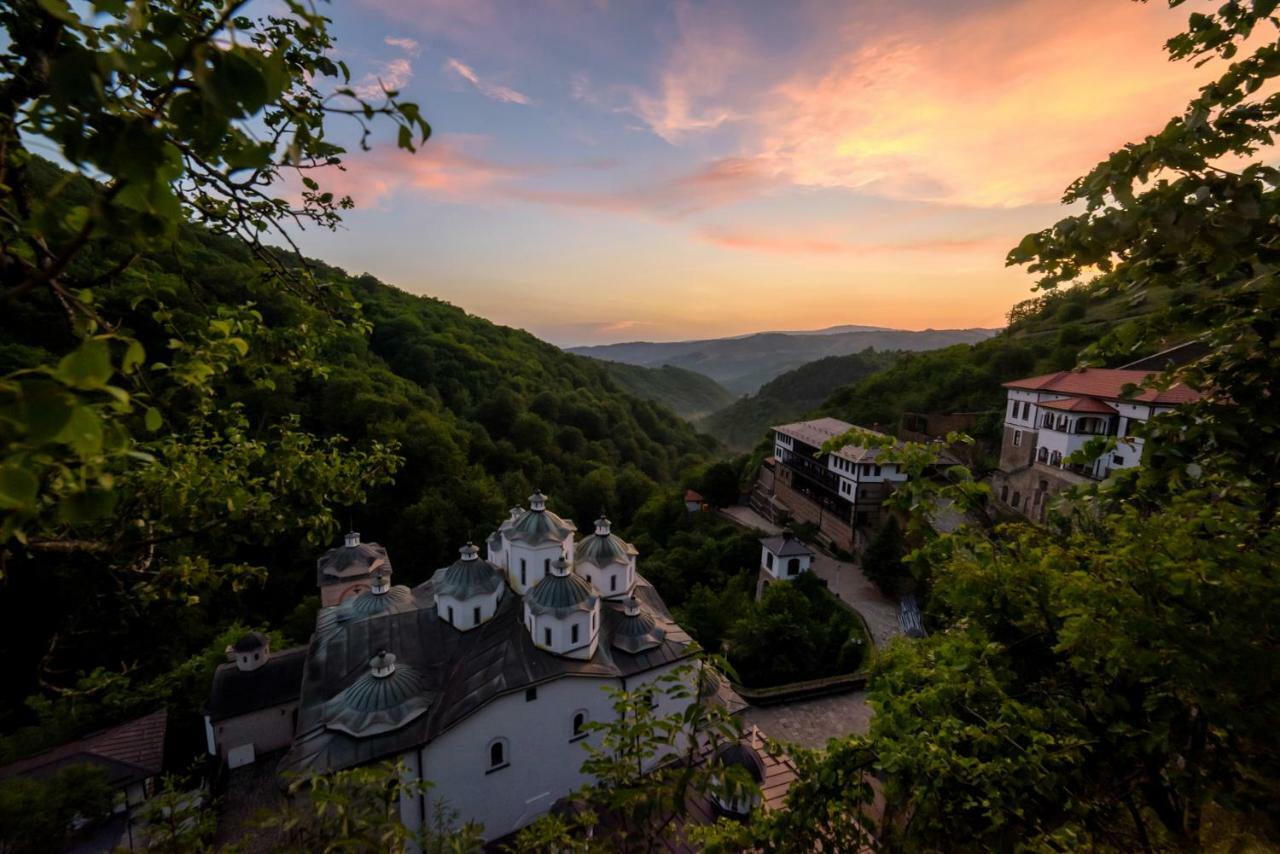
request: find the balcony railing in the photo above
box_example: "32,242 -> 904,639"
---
776,447 -> 841,493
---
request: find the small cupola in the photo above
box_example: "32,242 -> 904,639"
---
611,596 -> 666,654
498,493 -> 579,594
345,531 -> 361,548
574,514 -> 638,599
370,649 -> 396,677
316,533 -> 391,608
322,649 -> 431,738
529,490 -> 548,512
370,567 -> 391,595
525,558 -> 600,660
433,542 -> 506,632
230,631 -> 270,672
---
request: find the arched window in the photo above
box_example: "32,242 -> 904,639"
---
1037,447 -> 1048,463
765,552 -> 774,569
787,558 -> 801,576
488,738 -> 508,771
571,710 -> 587,739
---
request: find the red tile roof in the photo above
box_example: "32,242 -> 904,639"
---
683,489 -> 703,502
0,709 -> 167,786
1039,396 -> 1118,414
1003,369 -> 1200,404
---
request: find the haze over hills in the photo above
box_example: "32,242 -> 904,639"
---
595,362 -> 735,421
569,326 -> 1001,395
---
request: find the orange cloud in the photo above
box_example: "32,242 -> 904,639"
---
697,228 -> 1015,257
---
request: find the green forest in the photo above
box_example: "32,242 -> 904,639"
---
591,360 -> 734,421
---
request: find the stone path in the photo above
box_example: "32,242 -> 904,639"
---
740,691 -> 873,749
809,553 -> 902,648
717,505 -> 781,535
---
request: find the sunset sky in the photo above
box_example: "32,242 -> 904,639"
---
296,0 -> 1218,346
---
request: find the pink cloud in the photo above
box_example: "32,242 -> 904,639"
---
444,57 -> 531,104
353,57 -> 413,99
384,36 -> 421,56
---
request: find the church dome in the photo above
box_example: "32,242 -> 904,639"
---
575,515 -> 637,568
526,561 -> 598,617
505,491 -> 577,547
435,544 -> 505,600
346,568 -> 416,618
324,651 -> 431,737
611,597 -> 666,654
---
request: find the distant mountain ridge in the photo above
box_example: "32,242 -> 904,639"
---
570,327 -> 1000,395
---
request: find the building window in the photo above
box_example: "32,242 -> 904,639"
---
1009,400 -> 1018,418
1000,485 -> 1009,502
1113,454 -> 1124,465
610,574 -> 617,592
473,606 -> 481,626
1013,430 -> 1023,447
571,711 -> 587,740
544,558 -> 551,574
765,552 -> 774,569
874,465 -> 882,476
591,612 -> 596,631
571,623 -> 580,644
487,738 -> 508,772
1012,491 -> 1021,507
520,559 -> 526,585
544,627 -> 552,646
447,605 -> 454,623
787,558 -> 800,577
525,687 -> 537,702
1037,447 -> 1048,463
1022,401 -> 1031,419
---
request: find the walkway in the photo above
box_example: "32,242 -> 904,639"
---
717,505 -> 780,535
740,690 -> 873,749
809,554 -> 902,648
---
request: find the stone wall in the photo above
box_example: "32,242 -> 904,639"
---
991,463 -> 1088,522
998,424 -> 1038,471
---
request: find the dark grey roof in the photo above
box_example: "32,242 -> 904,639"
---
576,530 -> 638,569
346,585 -> 416,618
316,541 -> 390,586
206,647 -> 307,722
504,506 -> 576,547
611,599 -> 666,654
759,533 -> 812,558
432,551 -> 505,601
232,631 -> 269,652
526,571 -> 597,616
279,576 -> 693,778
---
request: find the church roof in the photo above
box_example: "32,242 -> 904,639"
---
576,530 -> 638,568
323,655 -> 432,738
432,551 -> 505,601
206,647 -> 307,722
526,571 -> 598,616
346,584 -> 417,617
279,578 -> 693,778
503,505 -> 576,547
0,709 -> 168,789
611,598 -> 666,654
316,541 -> 390,586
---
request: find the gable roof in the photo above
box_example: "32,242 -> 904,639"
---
1003,368 -> 1199,404
0,709 -> 167,788
773,417 -> 855,448
760,534 -> 812,558
206,646 -> 308,722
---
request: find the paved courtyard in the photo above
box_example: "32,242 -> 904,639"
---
741,690 -> 873,749
809,553 -> 902,648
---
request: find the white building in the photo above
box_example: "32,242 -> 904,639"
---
759,530 -> 813,580
278,492 -> 701,842
995,367 -> 1200,519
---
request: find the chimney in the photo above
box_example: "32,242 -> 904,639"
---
344,531 -> 361,548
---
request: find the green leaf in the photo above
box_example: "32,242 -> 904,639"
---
56,339 -> 113,389
0,465 -> 39,510
122,339 -> 146,374
22,384 -> 75,443
145,407 -> 163,432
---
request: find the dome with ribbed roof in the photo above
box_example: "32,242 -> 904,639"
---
505,491 -> 577,546
576,516 -> 637,568
346,583 -> 416,617
526,563 -> 597,617
611,597 -> 666,654
324,652 -> 431,737
435,544 -> 505,600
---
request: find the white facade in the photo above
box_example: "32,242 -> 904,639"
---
760,545 -> 811,579
437,586 -> 504,632
1003,387 -> 1162,479
399,661 -> 694,841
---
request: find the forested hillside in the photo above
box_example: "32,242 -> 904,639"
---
698,349 -> 899,450
589,361 -> 734,420
0,158 -> 716,759
570,326 -> 998,394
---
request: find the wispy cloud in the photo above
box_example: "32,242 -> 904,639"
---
697,228 -> 1014,257
444,58 -> 531,104
353,57 -> 414,99
384,36 -> 421,55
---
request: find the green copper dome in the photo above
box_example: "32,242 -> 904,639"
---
526,567 -> 598,617
324,652 -> 431,738
576,516 -> 637,568
504,491 -> 576,546
346,584 -> 416,617
611,597 -> 666,653
434,543 -> 505,601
